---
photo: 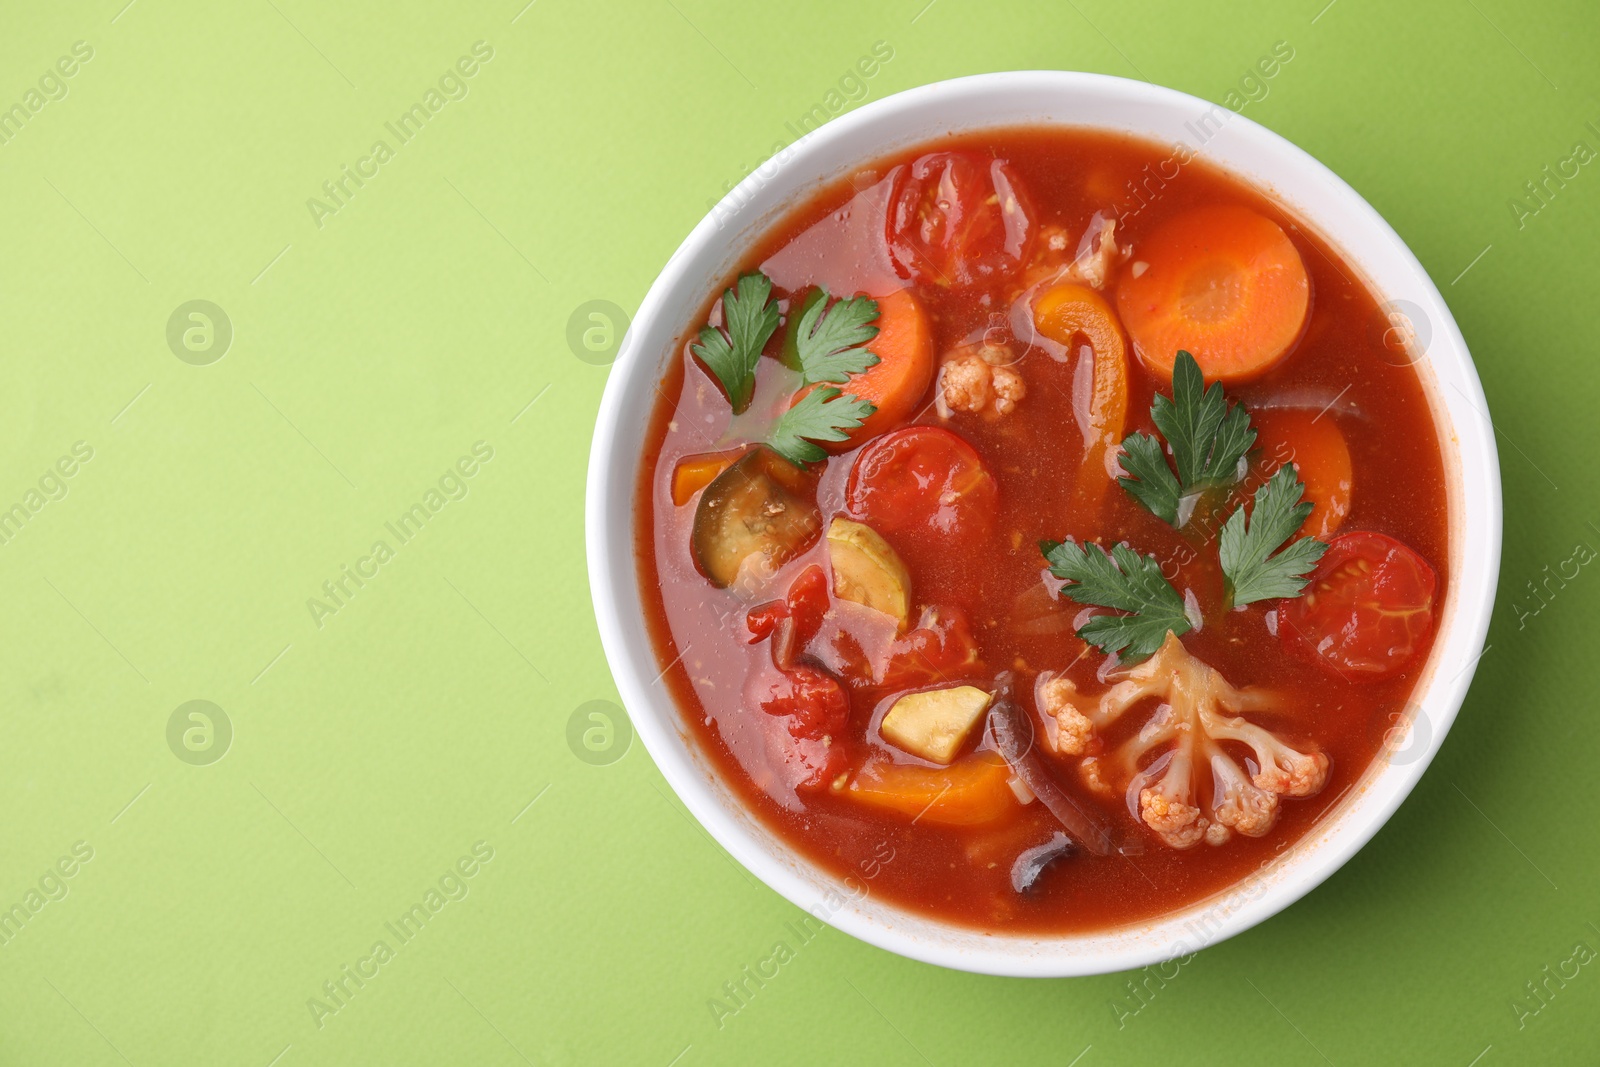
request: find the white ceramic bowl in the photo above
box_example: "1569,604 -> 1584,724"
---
586,71 -> 1501,977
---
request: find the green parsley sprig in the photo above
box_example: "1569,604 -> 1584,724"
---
1118,350 -> 1256,526
690,272 -> 879,467
1040,539 -> 1193,660
786,287 -> 881,386
768,386 -> 877,465
1219,465 -> 1328,609
1042,352 -> 1328,660
691,273 -> 780,415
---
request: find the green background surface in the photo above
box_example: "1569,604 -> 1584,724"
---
0,0 -> 1594,1064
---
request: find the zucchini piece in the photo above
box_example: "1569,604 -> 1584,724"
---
879,685 -> 992,765
826,517 -> 911,628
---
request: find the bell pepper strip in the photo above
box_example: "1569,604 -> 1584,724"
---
1031,282 -> 1129,518
671,448 -> 745,506
840,752 -> 1017,826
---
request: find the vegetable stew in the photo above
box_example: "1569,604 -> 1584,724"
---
634,128 -> 1449,933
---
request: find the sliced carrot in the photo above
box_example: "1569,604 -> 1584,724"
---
1116,205 -> 1309,383
1250,410 -> 1352,539
670,447 -> 744,506
796,287 -> 933,449
1032,282 -> 1128,514
841,752 -> 1016,826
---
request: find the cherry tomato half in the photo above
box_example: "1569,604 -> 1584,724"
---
845,426 -> 998,544
1280,532 -> 1438,680
886,151 -> 1034,288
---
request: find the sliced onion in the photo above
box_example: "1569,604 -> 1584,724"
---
986,699 -> 1112,855
1011,831 -> 1074,892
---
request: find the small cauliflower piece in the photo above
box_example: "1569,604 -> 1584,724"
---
1079,755 -> 1112,797
826,517 -> 911,628
939,344 -> 1026,418
1019,214 -> 1125,291
1042,633 -> 1329,850
1037,674 -> 1094,756
1067,213 -> 1121,290
880,685 -> 993,765
991,365 -> 1025,415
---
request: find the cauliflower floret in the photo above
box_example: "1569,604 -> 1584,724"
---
1079,755 -> 1112,797
1207,713 -> 1331,797
1067,214 -> 1121,290
939,344 -> 1026,418
1043,632 -> 1328,850
1038,674 -> 1094,755
1138,753 -> 1207,849
1020,213 -> 1125,291
1208,752 -> 1279,837
940,353 -> 992,413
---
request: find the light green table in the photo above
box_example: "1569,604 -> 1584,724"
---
0,1 -> 1594,1063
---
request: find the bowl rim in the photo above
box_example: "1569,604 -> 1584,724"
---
586,70 -> 1502,977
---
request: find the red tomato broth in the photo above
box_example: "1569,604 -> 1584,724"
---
634,128 -> 1450,933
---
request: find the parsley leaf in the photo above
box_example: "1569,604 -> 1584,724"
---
1154,351 -> 1256,487
691,272 -> 780,414
791,289 -> 881,386
1040,538 -> 1193,659
767,386 -> 876,467
1118,350 -> 1257,526
1117,432 -> 1183,525
1218,465 -> 1329,608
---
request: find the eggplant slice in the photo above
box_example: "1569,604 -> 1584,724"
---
691,447 -> 821,589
